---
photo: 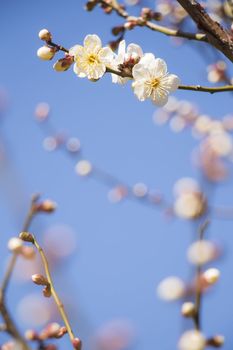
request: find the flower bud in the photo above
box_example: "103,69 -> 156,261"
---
207,335 -> 224,347
32,274 -> 49,286
53,56 -> 73,72
25,329 -> 39,341
181,302 -> 195,317
85,0 -> 98,11
19,231 -> 34,243
55,326 -> 67,338
40,323 -> 61,339
202,268 -> 220,285
8,237 -> 23,253
72,338 -> 82,350
38,29 -> 52,41
37,46 -> 56,61
36,200 -> 57,213
43,284 -> 52,298
157,276 -> 185,301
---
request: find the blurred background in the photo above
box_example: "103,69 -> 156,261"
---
1,0 -> 233,349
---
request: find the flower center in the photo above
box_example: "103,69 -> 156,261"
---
88,54 -> 98,65
150,78 -> 160,88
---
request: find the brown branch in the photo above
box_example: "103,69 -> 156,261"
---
176,0 -> 233,62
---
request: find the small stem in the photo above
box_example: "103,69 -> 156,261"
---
32,236 -> 75,344
47,41 -> 69,53
193,219 -> 210,330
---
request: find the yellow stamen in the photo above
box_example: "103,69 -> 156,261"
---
88,54 -> 98,65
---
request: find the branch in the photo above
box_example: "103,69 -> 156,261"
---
21,232 -> 81,349
97,0 -> 207,42
0,196 -> 38,350
176,0 -> 233,62
107,67 -> 233,94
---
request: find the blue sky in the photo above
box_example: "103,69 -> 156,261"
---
1,1 -> 233,349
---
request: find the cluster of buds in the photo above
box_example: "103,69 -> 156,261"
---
25,323 -> 67,341
32,273 -> 52,297
7,237 -> 35,259
37,29 -> 74,72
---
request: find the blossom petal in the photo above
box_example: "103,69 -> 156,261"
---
69,45 -> 84,60
127,43 -> 143,58
117,40 -> 126,62
84,34 -> 102,53
73,63 -> 86,78
86,63 -> 106,79
132,64 -> 151,81
151,87 -> 169,106
99,46 -> 114,64
132,81 -> 147,101
160,74 -> 181,92
150,58 -> 167,78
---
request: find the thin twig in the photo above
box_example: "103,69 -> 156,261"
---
98,0 -> 207,42
31,235 -> 75,344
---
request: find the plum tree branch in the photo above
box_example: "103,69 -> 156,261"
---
176,0 -> 233,62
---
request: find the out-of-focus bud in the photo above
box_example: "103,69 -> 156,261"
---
202,268 -> 220,285
181,302 -> 195,317
2,341 -> 21,350
112,25 -> 125,36
173,177 -> 206,220
35,102 -> 50,122
37,46 -> 56,61
40,323 -> 61,340
32,274 -> 49,286
38,29 -> 52,41
25,329 -> 39,341
43,284 -> 52,298
8,237 -> 23,253
140,8 -> 162,21
187,240 -> 218,265
21,246 -> 36,260
132,182 -> 148,198
72,337 -> 82,350
44,345 -> 57,350
66,137 -> 81,153
207,335 -> 225,348
75,160 -> 92,176
56,326 -> 67,338
53,56 -> 74,72
36,200 -> 57,213
19,231 -> 35,243
157,276 -> 186,301
178,330 -> 206,350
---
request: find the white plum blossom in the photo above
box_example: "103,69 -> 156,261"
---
111,40 -> 143,84
132,54 -> 180,106
69,34 -> 114,80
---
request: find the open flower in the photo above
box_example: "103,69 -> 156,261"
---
132,54 -> 180,106
69,34 -> 114,80
111,40 -> 143,84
